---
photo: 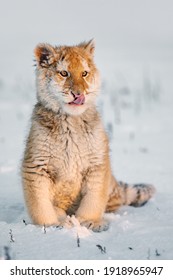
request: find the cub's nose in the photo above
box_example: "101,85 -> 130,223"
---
71,91 -> 81,97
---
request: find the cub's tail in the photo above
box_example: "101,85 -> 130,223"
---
106,178 -> 156,213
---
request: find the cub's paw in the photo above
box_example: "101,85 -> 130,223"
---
81,219 -> 110,232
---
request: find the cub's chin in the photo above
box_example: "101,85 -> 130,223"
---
63,102 -> 88,116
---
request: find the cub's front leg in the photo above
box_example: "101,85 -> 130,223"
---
22,169 -> 66,226
76,165 -> 111,232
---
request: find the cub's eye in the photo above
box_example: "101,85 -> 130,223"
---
82,71 -> 88,77
60,70 -> 68,77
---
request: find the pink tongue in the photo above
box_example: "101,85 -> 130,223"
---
71,94 -> 85,105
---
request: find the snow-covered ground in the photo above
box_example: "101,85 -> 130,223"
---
0,0 -> 173,260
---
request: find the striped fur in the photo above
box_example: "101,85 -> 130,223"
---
21,40 -> 155,232
106,180 -> 155,212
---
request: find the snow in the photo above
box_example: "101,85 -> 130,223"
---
0,0 -> 173,260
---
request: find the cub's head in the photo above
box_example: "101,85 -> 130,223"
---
34,40 -> 100,115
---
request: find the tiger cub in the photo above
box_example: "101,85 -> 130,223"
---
22,40 -> 155,232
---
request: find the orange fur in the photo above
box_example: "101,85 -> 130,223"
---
21,40 -> 155,232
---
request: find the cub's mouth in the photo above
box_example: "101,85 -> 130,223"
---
69,94 -> 85,106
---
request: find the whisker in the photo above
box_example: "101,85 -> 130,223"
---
86,90 -> 99,95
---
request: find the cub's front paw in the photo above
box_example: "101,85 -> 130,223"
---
80,219 -> 109,232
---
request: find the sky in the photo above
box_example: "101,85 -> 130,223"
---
0,0 -> 172,50
0,0 -> 172,87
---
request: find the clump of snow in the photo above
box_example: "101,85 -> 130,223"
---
63,215 -> 92,238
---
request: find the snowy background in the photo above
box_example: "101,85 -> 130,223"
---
0,0 -> 173,260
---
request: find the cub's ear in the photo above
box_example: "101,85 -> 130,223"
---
34,43 -> 56,67
78,39 -> 95,56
